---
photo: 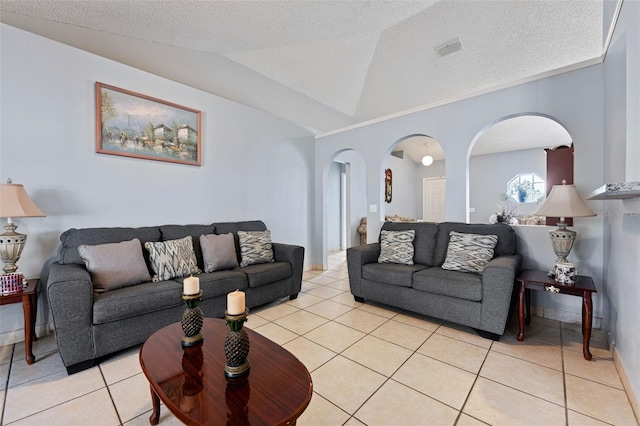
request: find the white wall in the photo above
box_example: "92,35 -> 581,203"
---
315,63 -> 605,325
326,161 -> 342,251
602,0 -> 640,410
334,150 -> 367,248
0,24 -> 315,343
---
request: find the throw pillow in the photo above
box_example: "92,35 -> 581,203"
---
442,231 -> 498,274
78,238 -> 151,293
238,230 -> 274,267
378,230 -> 415,265
144,236 -> 201,282
200,233 -> 239,272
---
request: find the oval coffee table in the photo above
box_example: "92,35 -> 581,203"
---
140,318 -> 313,425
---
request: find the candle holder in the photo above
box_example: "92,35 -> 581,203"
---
181,290 -> 204,347
224,308 -> 250,378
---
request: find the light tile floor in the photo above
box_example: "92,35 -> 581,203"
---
1,251 -> 638,425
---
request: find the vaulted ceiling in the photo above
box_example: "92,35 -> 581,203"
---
1,1 -> 610,135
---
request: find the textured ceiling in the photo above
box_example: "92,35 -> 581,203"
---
0,0 -> 606,135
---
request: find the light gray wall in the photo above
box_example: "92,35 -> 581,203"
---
469,148 -> 546,223
602,0 -> 640,408
315,63 -> 605,329
383,154 -> 420,219
326,161 -> 342,251
334,150 -> 367,248
0,24 -> 315,342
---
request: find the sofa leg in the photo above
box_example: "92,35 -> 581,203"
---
475,329 -> 501,341
354,296 -> 365,303
66,359 -> 96,375
289,293 -> 299,301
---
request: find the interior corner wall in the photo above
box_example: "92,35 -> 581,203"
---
0,24 -> 315,343
602,0 -> 640,410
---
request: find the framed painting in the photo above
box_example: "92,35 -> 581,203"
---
95,82 -> 201,166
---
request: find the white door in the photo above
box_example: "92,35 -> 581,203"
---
423,178 -> 446,222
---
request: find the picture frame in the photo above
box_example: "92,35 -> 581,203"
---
95,82 -> 202,166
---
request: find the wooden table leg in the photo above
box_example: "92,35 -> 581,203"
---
582,290 -> 593,360
524,288 -> 531,325
21,292 -> 35,365
30,291 -> 38,341
149,385 -> 161,425
517,280 -> 525,341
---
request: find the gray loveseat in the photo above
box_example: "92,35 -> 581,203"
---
44,220 -> 304,374
347,221 -> 521,339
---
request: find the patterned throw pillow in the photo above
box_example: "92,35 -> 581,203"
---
238,230 -> 274,267
144,236 -> 201,282
442,231 -> 498,274
378,230 -> 415,265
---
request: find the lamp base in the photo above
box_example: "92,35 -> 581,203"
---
548,221 -> 576,275
0,221 -> 26,274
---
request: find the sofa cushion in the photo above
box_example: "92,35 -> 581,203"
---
78,238 -> 151,293
442,231 -> 498,274
145,236 -> 201,282
178,270 -> 248,297
378,230 -> 415,265
434,222 -> 516,266
200,233 -> 239,272
413,267 -> 482,301
160,224 -> 216,271
241,262 -> 292,288
381,222 -> 439,266
59,226 -> 161,265
93,280 -> 182,324
238,230 -> 275,267
362,262 -> 428,287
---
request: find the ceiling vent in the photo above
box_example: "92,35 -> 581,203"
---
435,38 -> 462,58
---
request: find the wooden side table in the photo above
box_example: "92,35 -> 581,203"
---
517,270 -> 597,360
0,278 -> 39,364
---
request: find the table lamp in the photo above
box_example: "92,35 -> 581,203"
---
0,179 -> 46,274
534,180 -> 596,269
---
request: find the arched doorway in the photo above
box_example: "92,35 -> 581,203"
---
467,113 -> 572,224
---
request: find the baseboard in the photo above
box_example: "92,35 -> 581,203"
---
530,305 -> 602,329
0,323 -> 52,347
613,345 -> 640,423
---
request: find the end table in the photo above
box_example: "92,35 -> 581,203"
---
0,278 -> 39,364
516,270 -> 596,360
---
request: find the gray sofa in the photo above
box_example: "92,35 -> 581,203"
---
347,221 -> 521,339
44,220 -> 304,374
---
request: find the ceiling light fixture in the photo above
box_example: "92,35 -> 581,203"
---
422,155 -> 434,166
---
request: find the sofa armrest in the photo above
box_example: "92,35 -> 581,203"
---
47,262 -> 96,369
272,243 -> 305,294
346,243 -> 381,298
479,254 -> 522,335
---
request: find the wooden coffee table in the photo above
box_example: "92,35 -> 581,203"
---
139,318 -> 313,425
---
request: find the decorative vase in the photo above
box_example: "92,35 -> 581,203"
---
224,308 -> 250,378
517,188 -> 527,202
181,291 -> 204,347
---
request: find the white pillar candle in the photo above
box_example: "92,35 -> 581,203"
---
227,290 -> 245,315
183,276 -> 199,295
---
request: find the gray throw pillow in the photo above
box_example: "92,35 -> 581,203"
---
378,230 -> 415,265
238,230 -> 274,267
442,231 -> 498,274
200,233 -> 239,272
78,238 -> 151,293
144,236 -> 201,282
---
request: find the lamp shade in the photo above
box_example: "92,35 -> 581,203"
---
0,180 -> 46,218
534,182 -> 595,219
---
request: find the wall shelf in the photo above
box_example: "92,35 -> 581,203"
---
587,182 -> 640,200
